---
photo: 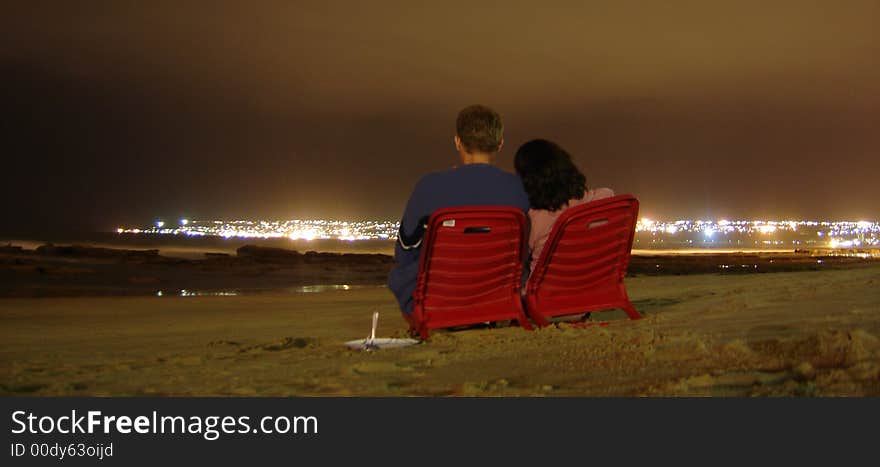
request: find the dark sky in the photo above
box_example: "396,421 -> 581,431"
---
3,1 -> 878,232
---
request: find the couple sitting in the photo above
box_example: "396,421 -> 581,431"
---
387,104 -> 614,316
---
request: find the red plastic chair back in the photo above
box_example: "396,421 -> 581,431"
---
411,206 -> 532,339
524,195 -> 642,325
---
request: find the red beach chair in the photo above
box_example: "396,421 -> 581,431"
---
409,206 -> 533,339
524,195 -> 642,326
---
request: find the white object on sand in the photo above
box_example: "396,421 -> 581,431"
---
344,311 -> 419,350
344,337 -> 420,350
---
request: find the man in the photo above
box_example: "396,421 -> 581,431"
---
387,104 -> 530,318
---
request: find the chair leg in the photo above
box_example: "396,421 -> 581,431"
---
529,313 -> 551,327
618,282 -> 641,320
523,297 -> 551,327
621,301 -> 641,320
514,301 -> 535,330
403,312 -> 419,338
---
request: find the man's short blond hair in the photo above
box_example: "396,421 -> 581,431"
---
455,105 -> 503,154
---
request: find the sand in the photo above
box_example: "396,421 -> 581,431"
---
2,264 -> 878,397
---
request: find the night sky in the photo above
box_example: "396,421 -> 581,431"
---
3,1 -> 878,233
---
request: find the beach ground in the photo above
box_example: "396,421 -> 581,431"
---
2,265 -> 878,396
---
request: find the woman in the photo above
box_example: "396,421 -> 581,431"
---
514,139 -> 614,274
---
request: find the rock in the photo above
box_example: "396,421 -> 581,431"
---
204,252 -> 230,258
794,362 -> 816,380
0,244 -> 24,254
235,245 -> 302,261
35,243 -> 160,260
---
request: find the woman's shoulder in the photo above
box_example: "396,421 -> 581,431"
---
530,187 -> 615,214
588,187 -> 615,200
567,187 -> 615,207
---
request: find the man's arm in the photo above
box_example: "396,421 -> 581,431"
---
387,175 -> 432,314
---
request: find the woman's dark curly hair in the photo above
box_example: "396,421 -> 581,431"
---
514,139 -> 587,211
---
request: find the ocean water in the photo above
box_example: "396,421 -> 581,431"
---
2,231 -> 814,259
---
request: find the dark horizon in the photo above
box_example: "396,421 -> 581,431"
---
3,1 -> 878,233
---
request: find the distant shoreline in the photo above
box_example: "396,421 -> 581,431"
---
0,233 -> 396,258
0,231 -> 858,259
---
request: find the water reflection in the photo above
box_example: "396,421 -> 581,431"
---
287,284 -> 378,293
155,284 -> 379,297
156,289 -> 240,297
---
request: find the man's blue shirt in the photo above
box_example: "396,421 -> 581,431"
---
387,163 -> 530,313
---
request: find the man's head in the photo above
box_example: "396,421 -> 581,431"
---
454,104 -> 504,163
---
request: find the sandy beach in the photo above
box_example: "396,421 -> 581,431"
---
2,253 -> 878,396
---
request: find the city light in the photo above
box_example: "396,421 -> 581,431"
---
118,218 -> 400,242
634,218 -> 880,249
114,217 -> 880,251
